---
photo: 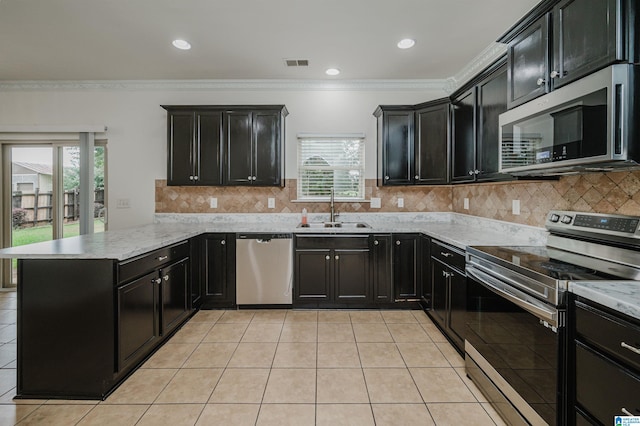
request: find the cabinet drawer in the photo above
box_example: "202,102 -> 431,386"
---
118,241 -> 190,284
295,235 -> 369,250
430,240 -> 465,272
575,300 -> 640,372
575,342 -> 640,422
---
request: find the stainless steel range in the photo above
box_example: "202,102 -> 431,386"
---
464,210 -> 640,426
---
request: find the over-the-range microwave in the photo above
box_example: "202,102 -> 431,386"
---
499,64 -> 640,176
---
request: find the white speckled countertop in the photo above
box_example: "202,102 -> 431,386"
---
569,281 -> 640,321
0,212 -> 547,260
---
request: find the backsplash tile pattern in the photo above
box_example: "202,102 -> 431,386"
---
156,170 -> 640,228
155,179 -> 452,214
451,171 -> 640,227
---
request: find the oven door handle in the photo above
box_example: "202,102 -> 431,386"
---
466,266 -> 558,327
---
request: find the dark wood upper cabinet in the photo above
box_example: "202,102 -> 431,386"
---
476,64 -> 510,181
507,15 -> 550,109
415,101 -> 449,184
224,108 -> 286,186
504,0 -> 631,108
451,60 -> 511,183
165,109 -> 223,186
451,89 -> 476,182
163,105 -> 286,187
374,100 -> 450,186
374,106 -> 414,186
552,0 -> 621,88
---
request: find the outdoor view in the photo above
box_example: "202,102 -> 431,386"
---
10,146 -> 105,283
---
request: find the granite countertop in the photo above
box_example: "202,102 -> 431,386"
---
569,281 -> 640,321
0,212 -> 548,261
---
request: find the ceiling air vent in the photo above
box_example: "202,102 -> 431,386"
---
285,59 -> 309,67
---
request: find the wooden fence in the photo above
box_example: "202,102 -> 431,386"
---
12,189 -> 104,228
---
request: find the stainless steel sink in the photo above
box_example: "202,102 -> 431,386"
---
297,222 -> 371,229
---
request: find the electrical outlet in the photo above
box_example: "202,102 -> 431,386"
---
370,197 -> 381,208
116,198 -> 130,209
512,199 -> 521,215
463,198 -> 469,210
268,198 -> 275,209
209,197 -> 218,209
397,198 -> 404,208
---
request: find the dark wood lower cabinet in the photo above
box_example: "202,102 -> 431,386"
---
371,234 -> 392,303
199,234 -> 236,308
161,259 -> 190,334
294,235 -> 370,306
392,234 -> 421,300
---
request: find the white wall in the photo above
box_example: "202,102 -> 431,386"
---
0,86 -> 445,229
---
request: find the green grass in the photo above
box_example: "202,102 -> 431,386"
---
12,219 -> 105,246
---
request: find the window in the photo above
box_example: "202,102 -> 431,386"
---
297,134 -> 365,200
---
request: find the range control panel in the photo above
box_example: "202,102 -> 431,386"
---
546,210 -> 640,237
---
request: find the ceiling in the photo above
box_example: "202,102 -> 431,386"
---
0,0 -> 540,81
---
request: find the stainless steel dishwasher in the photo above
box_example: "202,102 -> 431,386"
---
236,233 -> 293,305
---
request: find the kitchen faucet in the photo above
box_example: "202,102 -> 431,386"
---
330,187 -> 338,222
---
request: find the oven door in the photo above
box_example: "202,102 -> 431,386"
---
465,266 -> 564,426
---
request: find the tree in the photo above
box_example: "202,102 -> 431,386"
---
63,147 -> 105,191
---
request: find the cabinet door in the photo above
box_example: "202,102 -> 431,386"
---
160,258 -> 190,336
420,235 -> 431,305
451,89 -> 476,182
415,103 -> 449,184
392,234 -> 420,300
381,111 -> 414,185
295,249 -> 331,301
196,111 -> 223,185
201,234 -> 235,307
334,249 -> 370,302
552,0 -> 620,89
117,271 -> 159,370
477,65 -> 510,181
448,269 -> 467,350
167,111 -> 195,186
430,259 -> 447,329
507,15 -> 550,108
372,235 -> 392,303
253,110 -> 281,186
224,111 -> 253,185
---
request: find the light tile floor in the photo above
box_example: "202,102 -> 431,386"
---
0,293 -> 508,425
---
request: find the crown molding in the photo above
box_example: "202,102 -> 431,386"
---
0,78 -> 449,92
444,42 -> 508,94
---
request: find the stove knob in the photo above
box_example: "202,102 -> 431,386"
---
561,215 -> 573,224
549,214 -> 560,223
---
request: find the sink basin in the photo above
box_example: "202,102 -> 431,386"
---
297,222 -> 371,229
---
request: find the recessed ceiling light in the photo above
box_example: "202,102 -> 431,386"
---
172,39 -> 191,50
397,38 -> 416,49
325,68 -> 340,76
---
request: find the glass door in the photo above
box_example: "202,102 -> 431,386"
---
4,143 -> 107,286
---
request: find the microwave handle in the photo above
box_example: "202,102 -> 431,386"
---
614,83 -> 623,155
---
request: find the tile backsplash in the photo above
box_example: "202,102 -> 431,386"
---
156,170 -> 640,228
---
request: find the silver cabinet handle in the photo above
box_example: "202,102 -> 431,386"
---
189,176 -> 194,181
335,255 -> 339,260
374,240 -> 379,246
550,70 -> 560,78
622,408 -> 634,416
158,255 -> 168,261
440,252 -> 452,258
384,176 -> 390,180
468,170 -> 474,176
194,175 -> 199,181
163,275 -> 169,281
325,255 -> 330,260
442,270 -> 447,277
221,240 -> 226,245
152,278 -> 162,284
474,170 -> 480,175
621,342 -> 640,355
536,77 -> 546,86
414,175 -> 419,179
396,241 -> 401,245
252,176 -> 257,181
